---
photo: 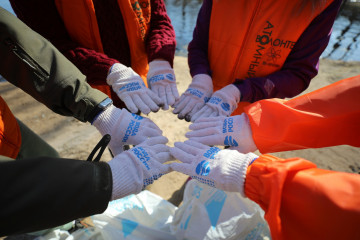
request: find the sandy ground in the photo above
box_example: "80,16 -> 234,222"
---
1,56 -> 360,204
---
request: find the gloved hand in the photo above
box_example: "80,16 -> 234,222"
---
109,136 -> 172,200
147,60 -> 179,110
169,140 -> 258,197
190,84 -> 240,122
93,105 -> 163,155
172,74 -> 213,121
107,63 -> 163,115
186,114 -> 257,153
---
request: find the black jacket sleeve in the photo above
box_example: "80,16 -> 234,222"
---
0,157 -> 112,236
0,7 -> 108,122
0,7 -> 113,236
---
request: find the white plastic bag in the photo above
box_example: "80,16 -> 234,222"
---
39,184 -> 270,240
170,180 -> 271,240
90,190 -> 177,240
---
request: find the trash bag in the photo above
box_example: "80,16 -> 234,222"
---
38,183 -> 270,240
88,190 -> 177,240
170,180 -> 271,240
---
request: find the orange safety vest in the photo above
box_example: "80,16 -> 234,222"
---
55,0 -> 151,99
0,96 -> 21,159
208,0 -> 333,115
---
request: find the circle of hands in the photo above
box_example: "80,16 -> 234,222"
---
97,62 -> 258,200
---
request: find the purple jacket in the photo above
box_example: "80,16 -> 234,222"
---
188,0 -> 343,103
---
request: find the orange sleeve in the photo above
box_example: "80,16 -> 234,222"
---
0,96 -> 21,159
245,155 -> 360,240
244,75 -> 360,153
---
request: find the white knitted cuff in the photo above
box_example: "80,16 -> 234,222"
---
107,63 -> 138,85
239,152 -> 258,196
219,150 -> 258,197
192,74 -> 213,86
93,105 -> 123,136
108,155 -> 142,200
237,113 -> 258,153
222,84 -> 241,103
148,60 -> 171,72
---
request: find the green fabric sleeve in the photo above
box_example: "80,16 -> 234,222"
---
0,7 -> 108,122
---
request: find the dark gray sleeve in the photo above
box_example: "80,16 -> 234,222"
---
0,7 -> 108,122
0,157 -> 112,236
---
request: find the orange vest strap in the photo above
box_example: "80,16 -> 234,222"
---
55,0 -> 150,83
116,0 -> 150,82
55,0 -> 104,53
0,96 -> 21,159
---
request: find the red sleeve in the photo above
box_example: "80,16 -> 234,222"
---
245,155 -> 360,240
9,0 -> 118,85
244,75 -> 360,153
146,0 -> 176,66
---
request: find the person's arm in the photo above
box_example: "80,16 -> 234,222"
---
235,0 -> 343,102
146,0 -> 176,66
185,74 -> 360,152
187,0 -> 212,77
0,157 -> 112,236
245,155 -> 360,240
170,142 -> 360,240
9,0 -> 118,85
245,75 -> 360,153
0,136 -> 172,237
0,7 -> 108,122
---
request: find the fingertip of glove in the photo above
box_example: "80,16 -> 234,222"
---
157,103 -> 164,109
173,142 -> 182,148
152,108 -> 160,113
184,115 -> 192,122
161,104 -> 169,111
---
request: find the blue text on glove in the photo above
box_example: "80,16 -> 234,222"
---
203,147 -> 221,159
131,147 -> 151,170
222,117 -> 234,133
122,120 -> 141,142
186,88 -> 204,99
119,82 -> 145,92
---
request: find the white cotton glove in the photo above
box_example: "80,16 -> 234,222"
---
93,105 -> 163,155
169,140 -> 258,197
147,60 -> 179,110
191,84 -> 240,122
186,114 -> 257,153
107,63 -> 163,115
109,136 -> 172,200
172,74 -> 213,121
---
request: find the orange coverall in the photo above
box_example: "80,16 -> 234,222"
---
243,75 -> 360,239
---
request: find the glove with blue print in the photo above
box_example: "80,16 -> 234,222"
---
147,60 -> 179,110
109,136 -> 172,200
93,105 -> 163,155
107,63 -> 163,115
169,140 -> 258,197
186,114 -> 257,153
190,84 -> 240,122
173,74 -> 213,121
